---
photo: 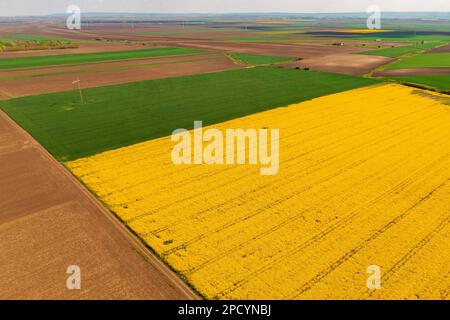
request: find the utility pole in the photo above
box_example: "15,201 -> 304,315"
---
72,76 -> 84,104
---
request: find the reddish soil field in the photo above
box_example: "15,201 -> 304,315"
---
0,111 -> 198,299
0,53 -> 241,98
281,53 -> 395,76
374,68 -> 450,77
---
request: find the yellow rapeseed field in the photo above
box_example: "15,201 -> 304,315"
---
67,84 -> 450,300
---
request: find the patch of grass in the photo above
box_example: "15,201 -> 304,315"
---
386,53 -> 450,69
229,52 -> 296,65
6,34 -> 71,42
0,67 -> 378,161
390,75 -> 450,91
0,47 -> 203,69
0,36 -> 78,52
359,42 -> 443,58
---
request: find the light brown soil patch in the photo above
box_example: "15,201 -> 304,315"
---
281,53 -> 395,76
0,111 -> 197,299
0,53 -> 241,98
374,68 -> 450,77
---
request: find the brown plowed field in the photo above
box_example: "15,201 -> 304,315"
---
0,111 -> 197,300
0,42 -> 156,59
0,53 -> 241,98
429,44 -> 450,53
173,41 -> 362,58
281,53 -> 395,76
0,23 -> 146,42
374,68 -> 450,77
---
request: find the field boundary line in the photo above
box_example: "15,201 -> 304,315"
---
224,52 -> 250,66
0,110 -> 200,301
0,50 -> 210,73
0,56 -> 224,81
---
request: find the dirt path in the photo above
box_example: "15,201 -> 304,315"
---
0,111 -> 198,300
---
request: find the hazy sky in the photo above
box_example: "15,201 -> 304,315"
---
1,0 -> 449,17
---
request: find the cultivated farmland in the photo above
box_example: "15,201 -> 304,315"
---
0,52 -> 241,98
0,110 -> 194,299
0,67 -> 376,161
0,47 -> 203,69
67,84 -> 450,299
1,13 -> 449,301
390,75 -> 450,91
386,52 -> 450,69
228,52 -> 296,65
359,42 -> 443,58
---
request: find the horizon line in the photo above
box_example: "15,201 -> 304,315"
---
2,10 -> 450,18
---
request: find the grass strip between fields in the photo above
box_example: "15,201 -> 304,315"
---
385,53 -> 450,69
0,67 -> 378,161
0,47 -> 204,69
5,34 -> 72,42
359,42 -> 444,58
389,75 -> 450,92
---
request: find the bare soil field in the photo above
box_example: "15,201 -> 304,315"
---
430,44 -> 450,53
0,53 -> 241,98
0,23 -> 140,42
173,40 -> 362,58
0,42 -> 155,59
374,68 -> 450,77
282,53 -> 395,75
0,89 -> 12,100
38,27 -> 151,42
0,111 -> 197,299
